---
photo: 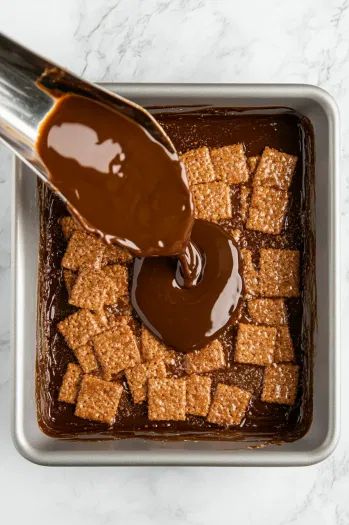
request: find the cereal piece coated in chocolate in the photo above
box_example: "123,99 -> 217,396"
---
141,327 -> 176,364
235,324 -> 277,366
246,186 -> 288,235
253,147 -> 297,190
185,340 -> 225,375
125,360 -> 166,404
57,309 -> 107,350
73,342 -> 99,374
186,374 -> 212,417
274,326 -> 295,363
247,298 -> 287,326
58,363 -> 83,404
207,383 -> 251,426
148,378 -> 186,421
259,249 -> 300,297
262,363 -> 299,405
61,231 -> 105,271
75,375 -> 123,425
180,146 -> 215,186
210,144 -> 249,184
192,182 -> 232,222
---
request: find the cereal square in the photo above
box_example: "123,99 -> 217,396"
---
259,249 -> 300,297
235,324 -> 277,366
274,326 -> 295,363
180,146 -> 215,186
63,269 -> 77,296
58,363 -> 82,404
75,375 -> 123,425
103,244 -> 133,265
241,249 -> 260,297
73,342 -> 99,374
192,182 -> 232,222
253,147 -> 297,190
247,155 -> 261,175
210,144 -> 249,184
207,383 -> 251,426
92,324 -> 141,377
60,216 -> 81,240
246,186 -> 288,234
262,364 -> 299,405
247,298 -> 287,326
185,340 -> 225,375
102,265 -> 128,304
125,360 -> 166,404
69,269 -> 109,311
61,231 -> 105,271
141,327 -> 176,364
186,375 -> 212,417
57,309 -> 107,350
148,378 -> 186,421
240,186 -> 251,223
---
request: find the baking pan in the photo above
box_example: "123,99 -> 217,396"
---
11,83 -> 340,466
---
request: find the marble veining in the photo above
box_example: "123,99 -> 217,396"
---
0,0 -> 348,523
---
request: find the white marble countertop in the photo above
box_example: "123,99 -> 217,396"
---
0,0 -> 348,523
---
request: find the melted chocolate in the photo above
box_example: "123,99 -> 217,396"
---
37,106 -> 315,445
131,219 -> 243,351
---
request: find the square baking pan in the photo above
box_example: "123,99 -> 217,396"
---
11,83 -> 340,466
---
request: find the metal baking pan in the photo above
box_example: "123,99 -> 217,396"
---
12,83 -> 340,466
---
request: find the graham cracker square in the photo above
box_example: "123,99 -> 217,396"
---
262,363 -> 299,405
186,375 -> 212,417
103,244 -> 133,265
253,147 -> 297,190
259,249 -> 300,297
210,144 -> 249,184
61,231 -> 105,271
241,249 -> 260,297
240,186 -> 251,223
63,269 -> 77,296
58,363 -> 82,404
60,216 -> 81,240
102,265 -> 129,304
69,269 -> 109,311
185,340 -> 225,375
125,360 -> 166,404
207,383 -> 251,426
75,375 -> 123,425
92,324 -> 141,377
192,182 -> 232,223
246,186 -> 288,235
247,298 -> 287,326
148,378 -> 186,421
235,324 -> 277,366
73,342 -> 99,374
274,326 -> 295,363
247,155 -> 261,175
141,327 -> 176,364
57,309 -> 107,350
180,146 -> 215,186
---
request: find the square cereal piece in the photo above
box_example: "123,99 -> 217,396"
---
210,144 -> 249,184
63,269 -> 77,296
259,249 -> 300,297
125,360 -> 166,404
180,146 -> 215,186
103,244 -> 133,265
248,298 -> 287,326
57,309 -> 107,350
60,216 -> 81,240
75,375 -> 123,425
73,342 -> 99,374
102,265 -> 129,304
148,378 -> 186,421
58,363 -> 82,404
61,231 -> 105,271
235,324 -> 277,366
92,324 -> 141,377
246,186 -> 288,235
185,340 -> 225,375
240,186 -> 251,223
141,327 -> 176,364
241,249 -> 260,297
262,363 -> 299,405
186,375 -> 212,417
274,326 -> 295,363
253,147 -> 297,190
192,182 -> 232,222
247,155 -> 261,176
207,383 -> 251,426
69,269 -> 109,311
